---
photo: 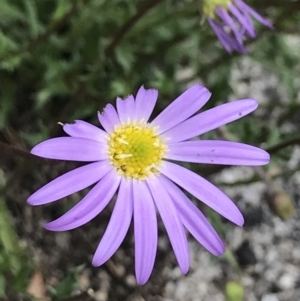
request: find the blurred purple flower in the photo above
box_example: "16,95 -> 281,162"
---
28,84 -> 270,284
204,0 -> 273,53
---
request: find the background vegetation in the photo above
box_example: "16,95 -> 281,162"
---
0,0 -> 300,300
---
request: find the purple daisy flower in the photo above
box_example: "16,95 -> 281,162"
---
204,0 -> 273,53
28,84 -> 270,284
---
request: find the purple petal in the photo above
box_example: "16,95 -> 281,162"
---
92,178 -> 133,266
31,137 -> 108,161
229,4 -> 255,37
135,86 -> 158,122
166,140 -> 270,166
44,169 -> 121,231
63,120 -> 107,143
27,161 -> 112,205
208,18 -> 233,53
133,180 -> 158,285
147,176 -> 190,274
159,161 -> 244,226
216,7 -> 243,44
163,99 -> 258,143
116,95 -> 135,124
234,0 -> 273,29
151,84 -> 211,134
160,175 -> 225,256
207,18 -> 247,53
98,104 -> 120,133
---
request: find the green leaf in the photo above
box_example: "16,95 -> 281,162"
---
0,1 -> 26,23
0,274 -> 6,298
49,265 -> 85,299
24,0 -> 41,37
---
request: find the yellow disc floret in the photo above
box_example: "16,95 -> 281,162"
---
203,0 -> 232,18
108,123 -> 167,180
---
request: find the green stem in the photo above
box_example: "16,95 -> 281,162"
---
266,135 -> 300,154
223,249 -> 242,279
0,196 -> 22,274
217,164 -> 299,187
0,140 -> 59,165
104,0 -> 165,57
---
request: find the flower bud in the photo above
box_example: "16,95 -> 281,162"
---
267,190 -> 295,220
225,281 -> 244,301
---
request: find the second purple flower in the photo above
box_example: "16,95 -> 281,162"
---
204,0 -> 273,53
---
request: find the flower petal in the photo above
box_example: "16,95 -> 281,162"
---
163,99 -> 257,142
216,7 -> 243,44
44,169 -> 121,231
92,178 -> 133,266
133,179 -> 157,285
208,18 -> 232,53
160,176 -> 225,256
147,176 -> 189,274
151,84 -> 211,134
229,4 -> 255,37
31,137 -> 108,161
234,0 -> 273,29
159,161 -> 244,226
63,120 -> 107,143
135,86 -> 158,122
166,140 -> 270,166
207,18 -> 247,53
27,161 -> 112,205
98,104 -> 120,133
116,95 -> 135,124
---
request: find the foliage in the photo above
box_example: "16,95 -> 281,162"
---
0,0 -> 300,299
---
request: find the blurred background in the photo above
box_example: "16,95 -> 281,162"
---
0,0 -> 300,300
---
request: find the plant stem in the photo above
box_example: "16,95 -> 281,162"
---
104,0 -> 165,57
0,196 -> 22,274
266,135 -> 300,154
0,140 -> 57,165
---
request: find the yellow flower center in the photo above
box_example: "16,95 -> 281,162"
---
108,123 -> 167,180
203,0 -> 232,18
